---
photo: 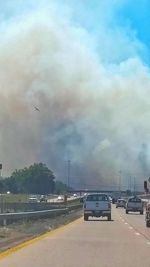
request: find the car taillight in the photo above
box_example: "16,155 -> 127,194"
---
147,204 -> 150,211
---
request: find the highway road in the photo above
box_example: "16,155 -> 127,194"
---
0,206 -> 150,267
48,195 -> 80,203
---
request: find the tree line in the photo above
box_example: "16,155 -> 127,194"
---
0,163 -> 68,195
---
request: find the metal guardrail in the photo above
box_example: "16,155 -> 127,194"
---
0,203 -> 83,226
68,203 -> 83,211
0,202 -> 66,213
0,208 -> 67,225
0,197 -> 82,213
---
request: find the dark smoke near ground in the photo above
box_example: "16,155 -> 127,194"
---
0,1 -> 150,189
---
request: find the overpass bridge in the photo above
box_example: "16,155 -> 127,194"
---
68,189 -> 144,195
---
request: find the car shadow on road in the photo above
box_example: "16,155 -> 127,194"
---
126,213 -> 144,216
87,219 -> 114,222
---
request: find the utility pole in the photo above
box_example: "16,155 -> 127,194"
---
0,164 -> 2,179
67,160 -> 71,189
133,177 -> 136,194
118,170 -> 122,194
128,176 -> 132,191
130,176 -> 132,191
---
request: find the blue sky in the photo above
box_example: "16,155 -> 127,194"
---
115,1 -> 150,49
67,0 -> 150,47
0,0 -> 150,64
1,0 -> 150,44
64,0 -> 150,64
43,0 -> 150,65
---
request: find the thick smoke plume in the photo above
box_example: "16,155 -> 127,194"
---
0,1 -> 150,189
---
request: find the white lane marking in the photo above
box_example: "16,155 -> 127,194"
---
129,226 -> 133,230
135,232 -> 140,236
124,222 -> 128,225
147,242 -> 150,245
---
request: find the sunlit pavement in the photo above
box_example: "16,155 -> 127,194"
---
0,206 -> 150,267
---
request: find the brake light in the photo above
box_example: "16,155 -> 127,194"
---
147,203 -> 150,211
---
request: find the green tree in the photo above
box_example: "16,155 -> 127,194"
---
6,163 -> 55,194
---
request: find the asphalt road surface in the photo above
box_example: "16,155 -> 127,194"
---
48,195 -> 80,203
0,206 -> 150,267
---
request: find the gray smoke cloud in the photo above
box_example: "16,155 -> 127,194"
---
0,1 -> 150,189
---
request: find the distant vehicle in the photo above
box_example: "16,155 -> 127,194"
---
126,196 -> 144,214
83,193 -> 111,221
80,195 -> 86,203
73,193 -> 77,197
40,195 -> 47,202
57,195 -> 63,201
145,202 -> 150,227
28,195 -> 38,203
116,199 -> 126,208
112,198 -> 117,204
109,196 -> 112,203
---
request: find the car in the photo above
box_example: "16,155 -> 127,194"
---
112,197 -> 117,204
145,202 -> 150,227
109,196 -> 112,203
57,195 -> 64,201
83,193 -> 111,221
28,195 -> 39,203
126,196 -> 144,214
116,199 -> 126,208
40,195 -> 48,202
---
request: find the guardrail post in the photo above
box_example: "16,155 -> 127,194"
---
3,218 -> 7,226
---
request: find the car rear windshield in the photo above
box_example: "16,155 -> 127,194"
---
128,198 -> 141,203
86,194 -> 108,201
118,199 -> 125,203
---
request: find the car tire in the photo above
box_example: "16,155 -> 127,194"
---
146,221 -> 150,227
140,211 -> 143,215
84,215 -> 88,221
126,210 -> 128,214
108,215 -> 111,221
116,206 -> 118,208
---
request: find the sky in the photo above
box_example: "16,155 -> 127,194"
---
0,0 -> 150,190
66,0 -> 150,64
1,0 -> 150,63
